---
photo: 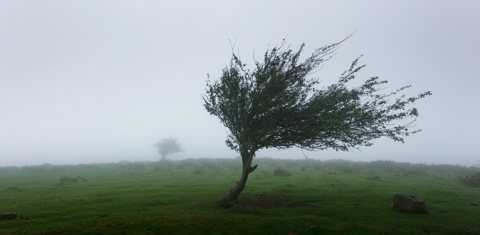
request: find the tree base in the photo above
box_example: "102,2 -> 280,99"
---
219,154 -> 257,209
219,197 -> 237,209
219,187 -> 241,208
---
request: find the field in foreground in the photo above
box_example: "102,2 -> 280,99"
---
0,158 -> 479,234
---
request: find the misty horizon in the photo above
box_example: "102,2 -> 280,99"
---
1,1 -> 479,167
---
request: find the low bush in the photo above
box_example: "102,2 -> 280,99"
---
300,165 -> 310,171
462,172 -> 480,187
273,167 -> 291,177
366,175 -> 382,181
192,166 -> 205,175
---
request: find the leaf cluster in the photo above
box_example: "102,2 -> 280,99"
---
203,40 -> 431,153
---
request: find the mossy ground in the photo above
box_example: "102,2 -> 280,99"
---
1,159 -> 479,234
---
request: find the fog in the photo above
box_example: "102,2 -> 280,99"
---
1,0 -> 479,166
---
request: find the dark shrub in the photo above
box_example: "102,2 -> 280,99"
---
300,165 -> 310,171
367,175 -> 382,181
273,167 -> 291,177
462,172 -> 480,187
192,166 -> 204,175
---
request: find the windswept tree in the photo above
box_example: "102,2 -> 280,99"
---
203,39 -> 431,207
154,137 -> 183,161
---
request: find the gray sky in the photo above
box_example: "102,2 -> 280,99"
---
1,0 -> 479,166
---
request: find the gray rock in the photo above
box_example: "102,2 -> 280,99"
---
464,226 -> 480,233
393,194 -> 427,213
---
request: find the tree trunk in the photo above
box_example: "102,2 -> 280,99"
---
221,149 -> 258,208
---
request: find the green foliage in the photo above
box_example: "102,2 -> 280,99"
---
203,39 -> 431,154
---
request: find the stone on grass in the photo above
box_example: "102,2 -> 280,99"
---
0,213 -> 18,221
393,194 -> 426,213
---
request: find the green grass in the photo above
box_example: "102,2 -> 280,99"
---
0,159 -> 479,234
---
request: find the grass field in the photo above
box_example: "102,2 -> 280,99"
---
1,158 -> 479,234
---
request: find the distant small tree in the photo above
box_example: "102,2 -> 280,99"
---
203,39 -> 431,206
154,137 -> 183,161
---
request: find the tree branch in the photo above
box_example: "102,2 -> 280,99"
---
249,164 -> 258,173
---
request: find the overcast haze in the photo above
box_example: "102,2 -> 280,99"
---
1,0 -> 479,166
